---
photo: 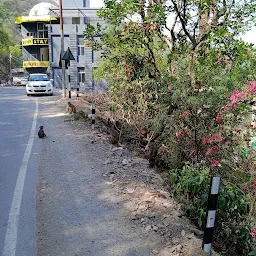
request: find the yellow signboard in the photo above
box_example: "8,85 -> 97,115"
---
15,16 -> 57,24
22,38 -> 48,46
23,61 -> 50,68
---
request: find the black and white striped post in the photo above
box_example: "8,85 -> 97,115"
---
91,103 -> 95,129
68,62 -> 71,99
76,88 -> 79,98
202,176 -> 221,254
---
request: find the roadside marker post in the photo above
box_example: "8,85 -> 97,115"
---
202,176 -> 221,254
68,64 -> 71,99
76,88 -> 79,98
92,103 -> 95,129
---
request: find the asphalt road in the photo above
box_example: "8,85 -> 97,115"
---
0,87 -> 58,256
0,87 -> 159,256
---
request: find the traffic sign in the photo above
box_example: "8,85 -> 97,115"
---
62,47 -> 75,61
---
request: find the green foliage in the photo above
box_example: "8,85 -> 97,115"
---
170,165 -> 254,254
249,246 -> 256,255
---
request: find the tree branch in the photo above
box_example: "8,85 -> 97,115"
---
171,0 -> 197,48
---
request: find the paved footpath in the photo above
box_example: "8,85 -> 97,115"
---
36,98 -> 162,256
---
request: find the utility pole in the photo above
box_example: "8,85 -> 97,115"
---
9,53 -> 12,86
59,0 -> 66,97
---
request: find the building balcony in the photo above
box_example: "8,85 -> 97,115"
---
23,61 -> 50,68
22,38 -> 48,46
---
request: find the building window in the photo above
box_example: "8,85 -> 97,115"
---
37,22 -> 48,38
78,72 -> 85,83
77,36 -> 84,56
83,0 -> 88,7
78,68 -> 85,84
27,32 -> 36,37
78,46 -> 84,56
31,54 -> 37,61
72,17 -> 80,24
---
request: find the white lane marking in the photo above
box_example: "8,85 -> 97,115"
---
3,100 -> 38,256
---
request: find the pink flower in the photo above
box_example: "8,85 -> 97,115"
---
213,134 -> 222,141
228,90 -> 245,107
253,179 -> 256,189
206,146 -> 220,156
180,110 -> 190,118
202,137 -> 210,144
223,106 -> 230,113
216,114 -> 222,123
210,159 -> 221,167
212,146 -> 220,151
250,230 -> 256,236
176,130 -> 186,140
202,134 -> 222,144
246,81 -> 256,95
206,148 -> 213,155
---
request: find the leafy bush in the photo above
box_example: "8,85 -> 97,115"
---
170,164 -> 254,255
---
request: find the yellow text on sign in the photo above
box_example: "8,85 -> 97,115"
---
23,61 -> 50,68
22,38 -> 48,46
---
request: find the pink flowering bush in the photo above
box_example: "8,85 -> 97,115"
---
168,79 -> 256,255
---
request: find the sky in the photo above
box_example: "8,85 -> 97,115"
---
90,0 -> 256,45
90,0 -> 104,8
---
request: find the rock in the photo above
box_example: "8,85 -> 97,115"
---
190,228 -> 203,237
187,233 -> 194,239
171,237 -> 180,244
112,147 -> 123,157
145,225 -> 151,232
138,204 -> 147,210
152,225 -> 159,231
132,157 -> 149,167
181,230 -> 186,237
122,158 -> 129,166
131,212 -> 144,219
152,249 -> 159,255
103,159 -> 111,165
126,187 -> 136,194
171,244 -> 182,253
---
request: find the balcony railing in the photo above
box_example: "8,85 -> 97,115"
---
22,38 -> 48,46
23,61 -> 50,68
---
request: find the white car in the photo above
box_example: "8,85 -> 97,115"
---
26,73 -> 53,96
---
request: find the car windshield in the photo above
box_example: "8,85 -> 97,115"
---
29,75 -> 49,81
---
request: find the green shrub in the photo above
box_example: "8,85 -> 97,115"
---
170,164 -> 254,255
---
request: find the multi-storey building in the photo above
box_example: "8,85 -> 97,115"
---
15,2 -> 56,74
16,0 -> 106,91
